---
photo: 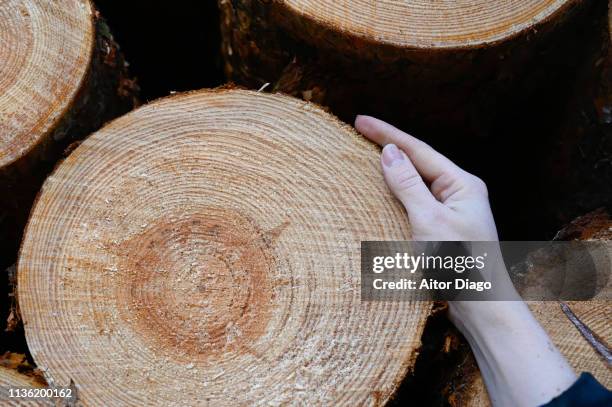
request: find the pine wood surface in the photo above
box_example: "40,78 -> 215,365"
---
0,366 -> 49,406
0,0 -> 136,265
18,89 -> 432,406
0,0 -> 94,169
277,0 -> 575,50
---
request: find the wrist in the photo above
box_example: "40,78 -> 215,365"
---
448,301 -> 536,345
449,301 -> 577,406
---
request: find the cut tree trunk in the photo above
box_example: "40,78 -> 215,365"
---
0,0 -> 137,265
219,0 -> 593,134
450,209 -> 612,407
17,89 -> 432,406
0,352 -> 48,406
0,367 -> 47,406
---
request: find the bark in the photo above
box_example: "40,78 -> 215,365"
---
0,352 -> 46,388
0,8 -> 138,266
0,353 -> 49,406
219,0 -> 596,134
554,208 -> 612,240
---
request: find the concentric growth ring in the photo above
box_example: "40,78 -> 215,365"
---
19,90 -> 431,406
0,0 -> 94,168
281,0 -> 574,49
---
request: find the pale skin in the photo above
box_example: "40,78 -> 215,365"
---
355,115 -> 577,407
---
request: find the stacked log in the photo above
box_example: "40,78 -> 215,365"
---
0,0 -> 137,264
219,0 -> 595,134
3,1 -> 609,405
0,352 -> 48,406
17,89 -> 432,405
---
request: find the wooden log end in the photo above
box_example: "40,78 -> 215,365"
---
0,0 -> 137,263
0,0 -> 95,168
278,0 -> 578,50
18,89 -> 431,405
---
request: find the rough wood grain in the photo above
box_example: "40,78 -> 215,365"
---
277,0 -> 574,50
0,352 -> 48,406
18,89 -> 431,406
0,0 -> 136,263
219,0 -> 592,133
0,366 -> 48,406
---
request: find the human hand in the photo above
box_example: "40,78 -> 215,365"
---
355,114 -> 508,315
356,115 -> 576,407
355,115 -> 498,242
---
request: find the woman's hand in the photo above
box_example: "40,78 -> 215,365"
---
356,115 -> 577,407
355,115 -> 498,242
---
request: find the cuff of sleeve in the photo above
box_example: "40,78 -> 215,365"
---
541,372 -> 611,407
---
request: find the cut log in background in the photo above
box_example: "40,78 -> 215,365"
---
17,89 -> 432,406
0,352 -> 48,406
0,0 -> 137,269
219,0 -> 610,240
0,366 -> 47,407
220,0 -> 588,133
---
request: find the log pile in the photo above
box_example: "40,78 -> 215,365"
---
0,0 -> 137,264
0,1 -> 609,406
17,89 -> 432,405
219,0 -> 593,134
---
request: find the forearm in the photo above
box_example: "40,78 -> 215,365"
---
355,116 -> 580,406
449,301 -> 577,407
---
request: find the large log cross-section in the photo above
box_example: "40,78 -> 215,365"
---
18,90 -> 432,406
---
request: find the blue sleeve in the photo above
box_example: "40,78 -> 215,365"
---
542,373 -> 612,407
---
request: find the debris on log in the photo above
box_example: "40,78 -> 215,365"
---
17,89 -> 432,405
528,301 -> 610,386
0,351 -> 47,391
0,0 -> 137,264
0,365 -> 48,406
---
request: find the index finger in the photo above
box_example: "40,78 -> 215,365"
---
355,115 -> 461,183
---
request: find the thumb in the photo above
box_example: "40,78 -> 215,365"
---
381,144 -> 437,215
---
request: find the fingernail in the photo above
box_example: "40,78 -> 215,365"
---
382,144 -> 405,167
354,114 -> 367,128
